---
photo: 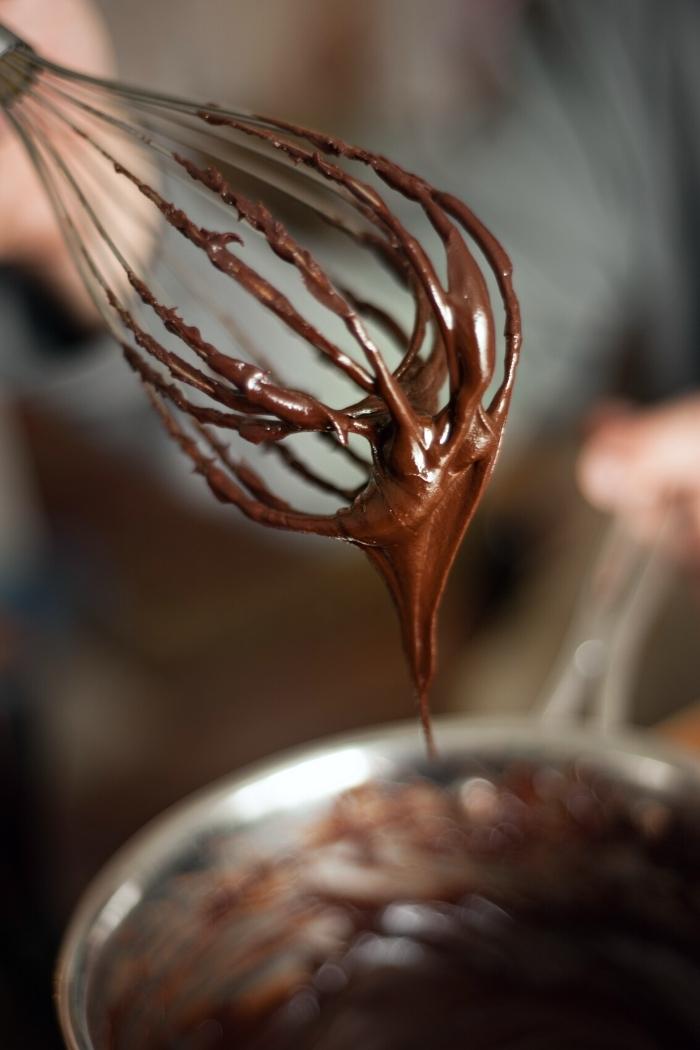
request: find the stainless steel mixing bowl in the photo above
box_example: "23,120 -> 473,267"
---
56,717 -> 700,1049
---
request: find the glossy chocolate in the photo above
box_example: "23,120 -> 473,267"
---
104,770 -> 700,1050
101,114 -> 521,749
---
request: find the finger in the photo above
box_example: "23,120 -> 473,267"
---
578,396 -> 700,510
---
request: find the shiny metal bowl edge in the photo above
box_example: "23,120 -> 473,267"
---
56,715 -> 700,1050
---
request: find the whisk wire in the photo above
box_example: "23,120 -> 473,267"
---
19,75 -> 387,414
26,51 -> 424,282
14,94 -> 151,312
5,50 -> 442,413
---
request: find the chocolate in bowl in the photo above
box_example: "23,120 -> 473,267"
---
56,720 -> 700,1050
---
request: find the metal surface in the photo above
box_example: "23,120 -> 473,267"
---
540,514 -> 672,729
56,715 -> 700,1049
0,24 -> 24,58
0,25 -> 35,106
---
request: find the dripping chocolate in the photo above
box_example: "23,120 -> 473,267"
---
99,113 -> 521,749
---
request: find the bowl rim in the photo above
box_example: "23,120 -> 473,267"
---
55,714 -> 700,1049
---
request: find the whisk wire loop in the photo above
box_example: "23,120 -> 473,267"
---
0,28 -> 521,519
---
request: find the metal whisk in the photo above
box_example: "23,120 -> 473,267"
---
0,23 -> 521,722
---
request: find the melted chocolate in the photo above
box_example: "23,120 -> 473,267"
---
103,771 -> 700,1050
82,113 -> 521,750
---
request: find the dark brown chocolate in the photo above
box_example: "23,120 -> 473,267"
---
90,114 -> 521,751
103,771 -> 700,1050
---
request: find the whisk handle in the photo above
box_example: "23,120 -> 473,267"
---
0,24 -> 36,107
0,25 -> 29,59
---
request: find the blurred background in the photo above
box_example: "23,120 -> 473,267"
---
1,0 -> 700,1045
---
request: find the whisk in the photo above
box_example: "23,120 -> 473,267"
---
0,23 -> 521,737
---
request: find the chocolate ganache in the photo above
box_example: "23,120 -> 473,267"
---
103,769 -> 700,1050
105,115 -> 521,749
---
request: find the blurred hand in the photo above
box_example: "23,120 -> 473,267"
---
0,0 -> 114,318
577,395 -> 700,561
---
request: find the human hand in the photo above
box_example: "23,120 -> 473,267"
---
0,0 -> 114,318
577,395 -> 700,562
